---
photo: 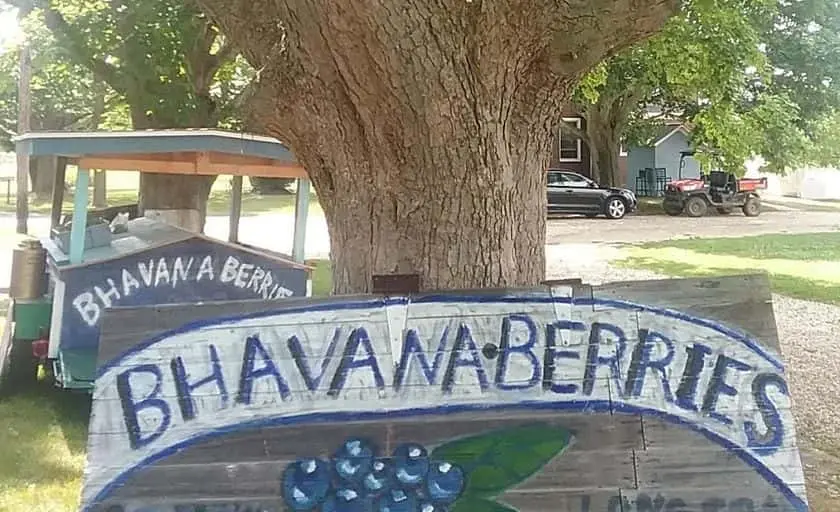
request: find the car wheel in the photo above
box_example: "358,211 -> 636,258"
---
685,196 -> 708,217
742,196 -> 761,217
605,197 -> 627,219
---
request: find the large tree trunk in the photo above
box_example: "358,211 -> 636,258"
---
130,108 -> 217,232
319,131 -> 552,294
200,0 -> 678,293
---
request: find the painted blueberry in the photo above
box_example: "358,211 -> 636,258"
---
362,458 -> 394,496
377,488 -> 419,512
281,458 -> 331,510
392,443 -> 430,488
425,461 -> 465,504
419,503 -> 449,512
333,438 -> 377,484
322,488 -> 370,512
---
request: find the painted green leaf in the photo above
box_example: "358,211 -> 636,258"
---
451,497 -> 519,512
430,424 -> 574,497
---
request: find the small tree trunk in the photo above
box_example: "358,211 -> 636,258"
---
587,116 -> 621,188
130,109 -> 216,232
29,156 -> 57,200
92,171 -> 107,207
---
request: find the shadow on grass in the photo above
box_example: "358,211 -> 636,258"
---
617,255 -> 840,305
0,388 -> 90,491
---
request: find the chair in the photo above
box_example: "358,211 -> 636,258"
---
635,169 -> 651,196
654,167 -> 670,196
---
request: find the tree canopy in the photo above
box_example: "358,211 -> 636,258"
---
570,0 -> 840,179
1,0 -> 255,228
0,6 -> 128,152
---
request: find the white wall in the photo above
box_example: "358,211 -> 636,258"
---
744,158 -> 840,199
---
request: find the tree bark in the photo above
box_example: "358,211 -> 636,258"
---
321,132 -> 551,294
199,0 -> 679,293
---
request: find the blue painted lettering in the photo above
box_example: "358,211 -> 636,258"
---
236,334 -> 291,405
170,344 -> 229,421
328,328 -> 386,396
701,354 -> 752,426
495,314 -> 541,390
675,343 -> 713,412
582,322 -> 627,396
625,329 -> 675,402
442,324 -> 489,394
393,326 -> 450,390
117,364 -> 172,450
744,372 -> 788,455
543,320 -> 586,394
287,328 -> 342,391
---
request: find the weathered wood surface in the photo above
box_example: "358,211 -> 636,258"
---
80,274 -> 808,512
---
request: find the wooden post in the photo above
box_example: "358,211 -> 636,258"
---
50,157 -> 67,231
15,5 -> 32,235
228,175 -> 243,243
69,168 -> 90,264
292,178 -> 310,263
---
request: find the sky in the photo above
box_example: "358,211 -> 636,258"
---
0,7 -> 22,50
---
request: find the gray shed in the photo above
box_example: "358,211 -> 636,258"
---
627,124 -> 701,195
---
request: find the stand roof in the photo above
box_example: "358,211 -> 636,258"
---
14,129 -> 305,178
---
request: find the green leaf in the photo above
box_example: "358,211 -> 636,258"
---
430,424 -> 574,498
452,497 -> 518,512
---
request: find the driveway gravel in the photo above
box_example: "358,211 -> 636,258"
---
546,243 -> 840,507
546,210 -> 840,245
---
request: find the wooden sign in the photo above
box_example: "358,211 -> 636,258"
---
80,275 -> 808,511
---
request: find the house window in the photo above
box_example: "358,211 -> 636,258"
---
559,117 -> 582,162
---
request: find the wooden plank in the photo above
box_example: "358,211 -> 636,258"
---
620,488 -> 803,511
592,274 -> 780,350
77,156 -> 307,179
80,275 -> 809,512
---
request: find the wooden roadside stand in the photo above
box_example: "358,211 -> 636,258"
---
0,129 -> 315,394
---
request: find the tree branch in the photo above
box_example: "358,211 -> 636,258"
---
36,3 -> 126,94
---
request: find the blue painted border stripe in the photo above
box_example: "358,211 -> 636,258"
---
95,295 -> 784,380
82,400 -> 808,512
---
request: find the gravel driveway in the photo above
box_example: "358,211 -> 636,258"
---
546,210 -> 840,245
546,243 -> 840,508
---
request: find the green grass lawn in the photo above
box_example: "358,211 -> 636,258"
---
0,188 -> 323,217
0,259 -> 333,511
0,170 -> 323,217
616,232 -> 840,305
